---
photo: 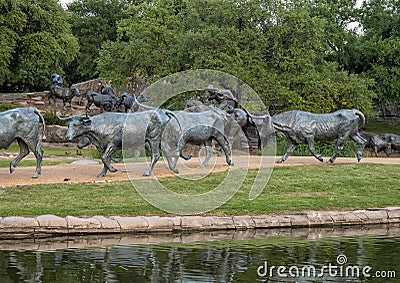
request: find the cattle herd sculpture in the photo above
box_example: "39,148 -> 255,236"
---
0,107 -> 45,178
0,80 -> 398,178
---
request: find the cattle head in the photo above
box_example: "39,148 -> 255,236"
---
380,133 -> 395,143
77,136 -> 91,149
71,87 -> 81,97
136,93 -> 150,103
248,113 -> 274,146
233,109 -> 248,128
384,143 -> 392,156
58,115 -> 92,141
120,92 -> 130,100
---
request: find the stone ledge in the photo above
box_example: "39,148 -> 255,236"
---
0,207 -> 398,236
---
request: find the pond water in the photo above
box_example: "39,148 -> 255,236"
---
0,225 -> 399,283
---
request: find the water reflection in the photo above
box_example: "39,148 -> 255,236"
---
0,225 -> 399,282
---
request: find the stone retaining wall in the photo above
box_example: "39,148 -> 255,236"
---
1,224 -> 398,250
0,207 -> 399,238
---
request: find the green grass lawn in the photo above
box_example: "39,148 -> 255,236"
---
0,163 -> 398,217
0,143 -> 97,167
0,143 -> 95,157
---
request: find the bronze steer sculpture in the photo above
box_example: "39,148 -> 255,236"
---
0,107 -> 45,178
380,133 -> 400,152
118,92 -> 149,113
361,132 -> 392,157
48,85 -> 80,110
250,109 -> 367,164
161,108 -> 234,174
83,91 -> 119,112
59,110 -> 169,177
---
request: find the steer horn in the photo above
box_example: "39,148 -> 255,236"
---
57,114 -> 88,121
247,112 -> 270,126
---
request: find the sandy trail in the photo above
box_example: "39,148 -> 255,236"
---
0,155 -> 399,188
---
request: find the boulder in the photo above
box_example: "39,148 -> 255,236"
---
44,125 -> 68,143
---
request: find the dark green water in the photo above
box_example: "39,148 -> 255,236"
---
0,226 -> 399,283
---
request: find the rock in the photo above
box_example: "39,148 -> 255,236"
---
44,125 -> 68,143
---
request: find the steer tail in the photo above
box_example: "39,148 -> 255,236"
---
351,109 -> 365,129
34,107 -> 46,150
164,109 -> 182,131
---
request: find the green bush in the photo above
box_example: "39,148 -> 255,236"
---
42,110 -> 68,126
275,135 -> 359,158
0,103 -> 18,112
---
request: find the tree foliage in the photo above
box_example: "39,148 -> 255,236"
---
1,0 -> 399,118
0,0 -> 78,91
96,0 -> 376,115
357,0 -> 400,114
66,0 -> 128,82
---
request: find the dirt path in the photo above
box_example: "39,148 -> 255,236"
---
0,155 -> 399,188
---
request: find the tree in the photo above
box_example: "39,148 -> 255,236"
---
0,0 -> 79,92
66,0 -> 128,83
96,0 -> 375,115
358,0 -> 400,114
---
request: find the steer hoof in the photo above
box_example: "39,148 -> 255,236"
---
326,159 -> 333,164
276,158 -> 284,163
317,155 -> 324,162
181,154 -> 192,160
109,167 -> 118,173
9,165 -> 15,174
170,168 -> 179,174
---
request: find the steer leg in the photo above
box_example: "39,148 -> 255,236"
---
178,137 -> 191,160
351,132 -> 367,162
374,145 -> 379,157
215,134 -> 234,166
199,139 -> 213,167
327,136 -> 348,164
169,138 -> 187,174
69,99 -> 74,110
277,142 -> 297,163
143,142 -> 161,176
85,101 -> 92,113
98,144 -> 118,177
160,140 -> 177,174
180,153 -> 192,160
306,136 -> 323,162
31,140 -> 43,178
10,139 -> 30,175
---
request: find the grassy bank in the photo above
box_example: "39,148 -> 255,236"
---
0,163 -> 399,217
0,143 -> 97,167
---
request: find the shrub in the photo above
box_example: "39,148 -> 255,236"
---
275,135 -> 359,158
42,110 -> 68,126
0,103 -> 18,112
